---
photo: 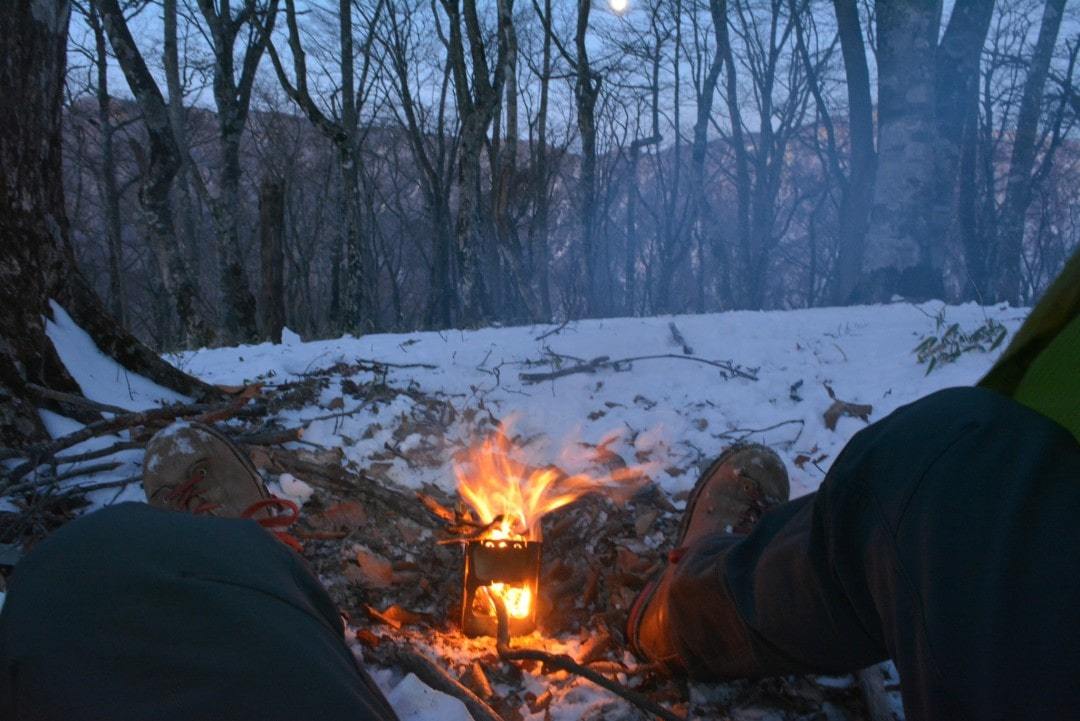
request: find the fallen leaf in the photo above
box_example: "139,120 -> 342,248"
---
354,628 -> 382,648
353,546 -> 396,588
365,604 -> 430,629
823,399 -> 873,430
459,662 -> 494,699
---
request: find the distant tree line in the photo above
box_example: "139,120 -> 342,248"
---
60,0 -> 1080,349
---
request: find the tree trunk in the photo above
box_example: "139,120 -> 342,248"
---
575,0 -> 603,317
861,0 -> 992,302
88,2 -> 126,324
97,0 -> 215,347
828,0 -> 876,305
0,0 -> 212,447
861,0 -> 941,300
994,0 -> 1067,305
259,176 -> 287,343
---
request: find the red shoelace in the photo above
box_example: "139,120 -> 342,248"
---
165,469 -> 303,552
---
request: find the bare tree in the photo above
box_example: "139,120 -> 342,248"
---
993,0 -> 1068,303
192,0 -> 280,342
96,0 -> 217,346
264,0 -> 384,332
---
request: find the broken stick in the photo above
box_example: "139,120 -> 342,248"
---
489,593 -> 684,721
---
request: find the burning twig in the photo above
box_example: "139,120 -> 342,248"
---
488,592 -> 685,721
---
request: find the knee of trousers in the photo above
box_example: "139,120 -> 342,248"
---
813,386 -> 1048,525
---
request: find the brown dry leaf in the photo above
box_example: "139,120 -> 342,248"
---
528,690 -> 553,713
634,509 -> 659,538
416,491 -> 456,524
327,396 -> 345,411
460,662 -> 494,699
295,446 -> 345,466
793,454 -> 811,469
365,604 -> 430,629
615,547 -> 649,575
248,447 -> 276,472
578,629 -> 612,665
354,628 -> 382,648
353,546 -> 396,588
311,501 -> 368,532
823,399 -> 873,431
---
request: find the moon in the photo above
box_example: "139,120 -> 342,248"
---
609,0 -> 628,14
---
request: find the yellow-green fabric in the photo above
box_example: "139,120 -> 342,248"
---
1012,314 -> 1080,442
979,247 -> 1080,443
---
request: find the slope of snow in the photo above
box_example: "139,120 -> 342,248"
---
45,300 -> 189,410
177,301 -> 1024,500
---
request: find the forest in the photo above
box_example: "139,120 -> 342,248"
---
53,0 -> 1080,349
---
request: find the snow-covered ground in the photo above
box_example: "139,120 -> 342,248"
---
18,300 -> 1027,720
171,301 -> 1023,502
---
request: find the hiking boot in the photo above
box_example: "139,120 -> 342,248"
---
143,421 -> 301,550
626,443 -> 789,672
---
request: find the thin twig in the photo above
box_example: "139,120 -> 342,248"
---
488,593 -> 684,721
54,441 -> 144,465
533,319 -> 570,341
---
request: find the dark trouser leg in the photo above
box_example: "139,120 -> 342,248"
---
664,387 -> 1080,721
0,503 -> 399,721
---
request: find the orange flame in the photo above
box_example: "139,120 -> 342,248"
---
455,422 -> 652,541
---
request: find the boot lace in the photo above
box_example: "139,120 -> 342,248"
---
165,469 -> 303,552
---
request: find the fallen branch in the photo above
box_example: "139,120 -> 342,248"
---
5,398 -> 265,485
355,358 -> 438,371
381,645 -> 505,721
533,319 -> 570,341
714,419 -> 806,448
2,461 -> 125,498
27,383 -> 130,416
489,593 -> 684,721
519,354 -> 757,383
233,427 -> 304,446
54,440 -> 144,465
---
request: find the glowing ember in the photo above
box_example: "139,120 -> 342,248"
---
476,582 -> 532,619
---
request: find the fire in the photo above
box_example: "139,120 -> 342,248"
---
455,422 -> 652,631
455,426 -> 598,542
482,582 -> 532,619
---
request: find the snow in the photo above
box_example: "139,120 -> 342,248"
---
385,673 -> 475,721
176,301 -> 1024,501
271,472 -> 315,506
34,300 -> 1025,721
45,300 -> 189,411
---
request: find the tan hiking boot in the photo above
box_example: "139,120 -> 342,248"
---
626,444 -> 790,671
143,421 -> 301,549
